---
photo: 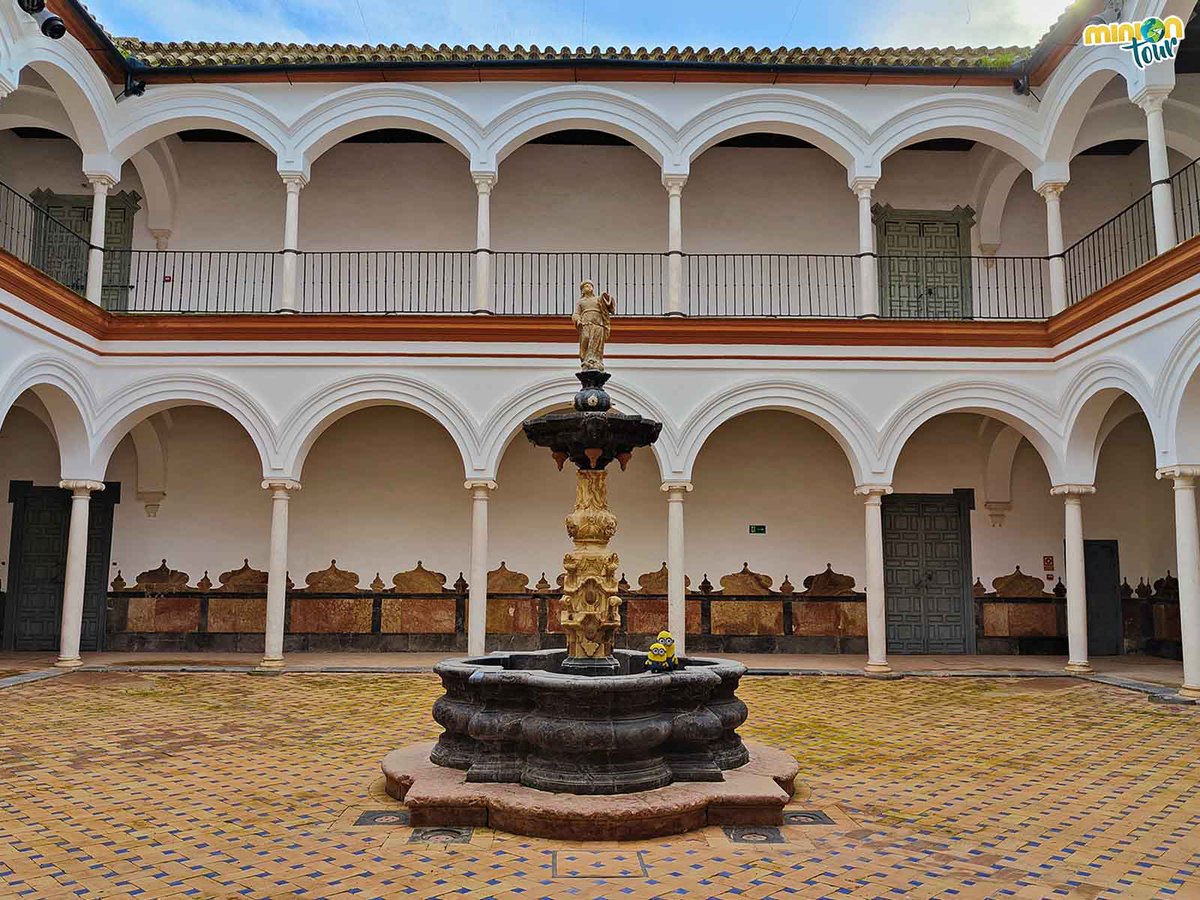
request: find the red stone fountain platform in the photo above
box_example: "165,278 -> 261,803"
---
382,740 -> 799,841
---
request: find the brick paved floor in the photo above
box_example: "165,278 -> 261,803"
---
1,673 -> 1198,899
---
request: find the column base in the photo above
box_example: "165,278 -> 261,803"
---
471,308 -> 494,315
1177,684 -> 1200,700
257,657 -> 285,670
273,308 -> 299,314
856,313 -> 881,320
664,310 -> 687,318
863,661 -> 893,675
1064,661 -> 1093,674
55,656 -> 83,669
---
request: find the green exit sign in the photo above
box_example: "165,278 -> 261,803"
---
748,525 -> 767,534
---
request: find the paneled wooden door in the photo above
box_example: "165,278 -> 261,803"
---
882,492 -> 975,654
875,207 -> 974,319
3,481 -> 120,652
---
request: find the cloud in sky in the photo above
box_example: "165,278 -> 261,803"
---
84,0 -> 1069,50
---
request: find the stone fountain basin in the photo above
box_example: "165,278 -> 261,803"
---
428,649 -> 750,795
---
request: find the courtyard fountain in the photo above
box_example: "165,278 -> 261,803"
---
382,282 -> 799,839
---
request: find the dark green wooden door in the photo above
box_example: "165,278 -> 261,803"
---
882,493 -> 975,654
30,189 -> 140,309
4,481 -> 120,652
875,207 -> 974,319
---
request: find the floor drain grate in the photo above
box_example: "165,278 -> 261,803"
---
783,810 -> 835,825
409,826 -> 473,844
354,810 -> 410,826
723,826 -> 785,844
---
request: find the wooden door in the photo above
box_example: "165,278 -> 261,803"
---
1084,539 -> 1123,656
30,189 -> 140,309
875,206 -> 974,319
882,493 -> 974,654
4,481 -> 120,652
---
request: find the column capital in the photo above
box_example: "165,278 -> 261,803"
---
1157,465 -> 1200,483
1037,181 -> 1067,201
149,228 -> 172,251
471,171 -> 498,192
1050,483 -> 1095,498
854,484 -> 893,498
85,173 -> 117,191
662,173 -> 688,195
58,480 -> 105,494
660,481 -> 693,495
280,172 -> 308,191
262,478 -> 302,493
849,176 -> 878,197
1132,86 -> 1171,115
465,479 -> 498,492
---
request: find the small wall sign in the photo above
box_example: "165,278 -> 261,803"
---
1043,555 -> 1055,570
749,525 -> 767,535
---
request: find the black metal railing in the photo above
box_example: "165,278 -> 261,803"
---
492,251 -> 665,315
297,250 -> 473,314
683,254 -> 858,317
1063,191 -> 1157,306
0,180 -> 91,293
876,255 -> 1050,320
108,250 -> 281,313
1173,156 -> 1200,246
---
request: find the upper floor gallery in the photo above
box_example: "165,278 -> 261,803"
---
0,0 -> 1198,322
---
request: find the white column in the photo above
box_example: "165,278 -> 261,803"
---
851,178 -> 879,317
466,480 -> 496,656
55,480 -> 104,667
472,173 -> 497,314
1157,467 -> 1200,697
662,482 -> 692,655
663,174 -> 687,316
1039,182 -> 1069,314
855,484 -> 892,674
84,176 -> 114,305
1052,484 -> 1095,673
260,479 -> 300,668
1138,91 -> 1178,254
278,174 -> 306,312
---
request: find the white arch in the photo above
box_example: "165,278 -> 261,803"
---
89,374 -> 278,479
1060,360 -> 1160,483
10,39 -> 113,159
1071,96 -> 1200,160
973,150 -> 1027,250
0,84 -> 79,140
871,95 -> 1044,172
108,86 -> 289,165
678,89 -> 869,172
476,374 -> 675,481
675,379 -> 877,484
1040,47 -> 1131,165
1157,316 -> 1200,464
289,84 -> 481,176
984,425 -> 1025,512
480,86 -> 677,169
879,380 -> 1065,484
276,373 -> 478,480
0,354 -> 98,479
130,139 -> 181,237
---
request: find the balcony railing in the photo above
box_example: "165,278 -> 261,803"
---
0,159 -> 1197,322
0,180 -> 90,295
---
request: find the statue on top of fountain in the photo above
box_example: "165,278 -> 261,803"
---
573,280 -> 615,371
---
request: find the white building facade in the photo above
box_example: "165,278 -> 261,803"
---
3,0 -> 1200,693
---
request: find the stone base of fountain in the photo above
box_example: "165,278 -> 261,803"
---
382,740 -> 799,841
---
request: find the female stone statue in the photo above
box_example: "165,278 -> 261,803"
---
573,280 -> 615,371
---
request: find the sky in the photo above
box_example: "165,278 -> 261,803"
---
82,0 -> 1073,50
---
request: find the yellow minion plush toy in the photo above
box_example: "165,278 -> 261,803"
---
646,642 -> 671,673
656,631 -> 682,670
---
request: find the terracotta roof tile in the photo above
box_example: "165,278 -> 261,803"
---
110,38 -> 1032,72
